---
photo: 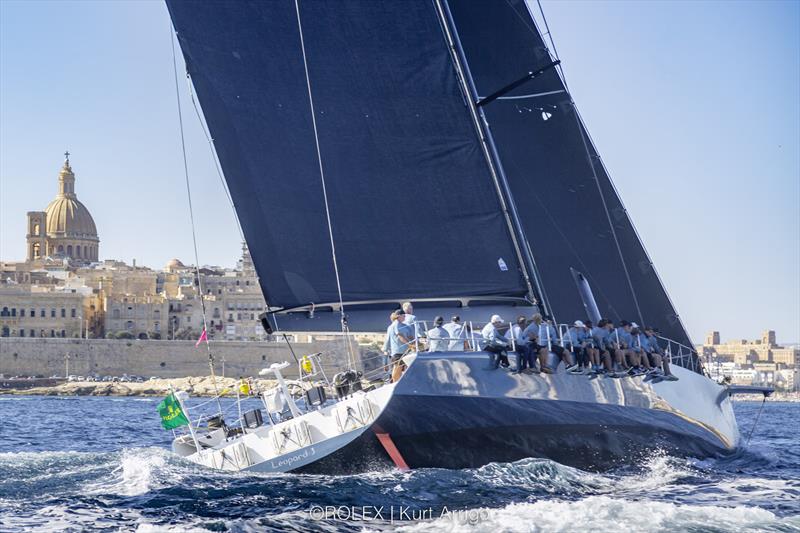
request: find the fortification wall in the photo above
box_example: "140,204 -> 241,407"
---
0,337 -> 374,379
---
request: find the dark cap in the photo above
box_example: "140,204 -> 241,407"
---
451,315 -> 461,322
434,316 -> 444,326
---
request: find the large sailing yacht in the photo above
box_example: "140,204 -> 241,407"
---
163,0 -> 748,474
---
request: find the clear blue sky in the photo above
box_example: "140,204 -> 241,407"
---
1,0 -> 798,344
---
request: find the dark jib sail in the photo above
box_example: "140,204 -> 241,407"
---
446,0 -> 693,347
166,0 -> 530,311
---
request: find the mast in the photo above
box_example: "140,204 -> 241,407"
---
433,0 -> 551,317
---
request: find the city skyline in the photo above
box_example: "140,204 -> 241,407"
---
1,0 -> 798,344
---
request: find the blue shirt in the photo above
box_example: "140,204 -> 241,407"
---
646,334 -> 663,354
521,323 -> 539,345
568,327 -> 587,348
591,326 -> 608,348
538,323 -> 559,346
614,327 -> 633,348
632,333 -> 648,352
386,321 -> 414,355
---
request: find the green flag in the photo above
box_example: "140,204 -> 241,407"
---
157,393 -> 190,429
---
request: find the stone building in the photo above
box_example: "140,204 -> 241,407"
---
26,153 -> 99,264
700,330 -> 798,366
0,284 -> 94,338
104,294 -> 169,339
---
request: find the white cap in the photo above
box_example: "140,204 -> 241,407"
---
490,314 -> 503,324
573,320 -> 585,328
631,322 -> 640,328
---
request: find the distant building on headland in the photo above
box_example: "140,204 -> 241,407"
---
701,330 -> 798,367
1,153 -> 268,341
701,330 -> 799,391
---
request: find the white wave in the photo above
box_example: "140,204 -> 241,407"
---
395,497 -> 800,533
83,447 -> 174,497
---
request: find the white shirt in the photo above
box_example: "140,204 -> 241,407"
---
427,326 -> 449,352
443,322 -> 464,351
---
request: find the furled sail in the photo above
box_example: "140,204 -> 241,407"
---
446,0 -> 693,346
166,0 -> 530,311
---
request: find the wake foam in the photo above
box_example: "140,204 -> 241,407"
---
395,497 -> 800,533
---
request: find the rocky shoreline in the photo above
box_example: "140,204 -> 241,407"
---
0,375 -> 277,397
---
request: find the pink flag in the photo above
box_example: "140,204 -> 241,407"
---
195,328 -> 208,347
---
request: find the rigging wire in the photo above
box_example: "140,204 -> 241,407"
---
293,0 -> 355,369
169,21 -> 223,406
746,396 -> 767,445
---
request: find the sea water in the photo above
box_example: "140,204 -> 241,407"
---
0,397 -> 797,532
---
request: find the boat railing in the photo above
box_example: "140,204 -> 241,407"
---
656,335 -> 703,374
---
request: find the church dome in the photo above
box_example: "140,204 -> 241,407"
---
165,258 -> 185,271
44,158 -> 98,240
45,197 -> 98,238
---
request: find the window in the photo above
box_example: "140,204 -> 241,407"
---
58,245 -> 64,253
20,329 -> 25,337
20,309 -> 25,318
10,308 -> 16,317
61,329 -> 66,338
154,322 -> 160,332
67,245 -> 73,256
32,242 -> 40,258
33,223 -> 40,235
0,307 -> 8,317
51,308 -> 56,318
61,308 -> 66,318
30,330 -> 35,337
112,309 -> 120,319
31,309 -> 35,318
40,309 -> 45,317
71,308 -> 76,318
50,330 -> 55,337
126,321 -> 134,330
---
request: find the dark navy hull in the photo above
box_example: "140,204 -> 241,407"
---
298,352 -> 738,474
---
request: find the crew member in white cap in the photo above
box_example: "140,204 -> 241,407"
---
481,314 -> 510,370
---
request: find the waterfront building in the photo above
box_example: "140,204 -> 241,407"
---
0,284 -> 96,338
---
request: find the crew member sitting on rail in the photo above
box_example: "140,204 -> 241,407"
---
568,320 -> 589,371
603,319 -> 630,375
590,319 -> 613,375
541,318 -> 581,374
427,316 -> 449,352
644,326 -> 679,382
511,315 -> 530,374
481,315 -> 510,370
630,325 -> 653,373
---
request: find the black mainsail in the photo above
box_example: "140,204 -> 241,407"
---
167,0 -> 532,312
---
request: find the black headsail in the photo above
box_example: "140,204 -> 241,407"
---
444,0 -> 693,347
166,0 -> 532,312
